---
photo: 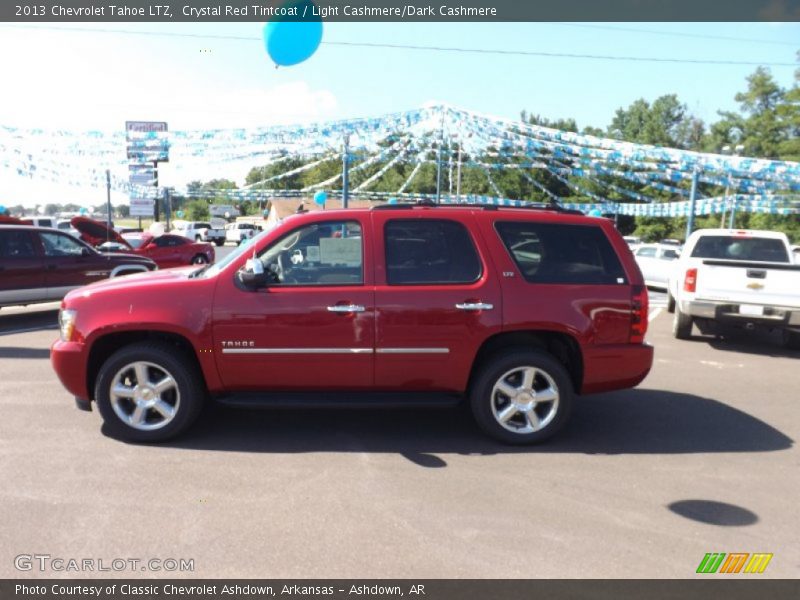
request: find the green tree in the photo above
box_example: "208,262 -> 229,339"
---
729,66 -> 785,158
609,94 -> 701,149
186,199 -> 210,221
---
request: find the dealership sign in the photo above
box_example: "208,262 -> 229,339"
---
126,121 -> 168,217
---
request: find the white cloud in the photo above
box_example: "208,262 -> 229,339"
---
0,26 -> 338,207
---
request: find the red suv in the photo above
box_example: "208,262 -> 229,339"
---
51,204 -> 653,444
0,225 -> 156,309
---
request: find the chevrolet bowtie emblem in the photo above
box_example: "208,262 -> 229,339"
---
747,282 -> 764,290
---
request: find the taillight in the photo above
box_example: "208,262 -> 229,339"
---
683,268 -> 698,293
629,284 -> 648,344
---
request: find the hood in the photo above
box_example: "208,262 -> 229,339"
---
65,265 -> 197,300
71,216 -> 130,248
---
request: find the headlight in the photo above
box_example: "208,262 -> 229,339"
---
59,309 -> 77,342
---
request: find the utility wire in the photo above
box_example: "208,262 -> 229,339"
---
1,24 -> 796,67
545,23 -> 800,47
322,41 -> 797,66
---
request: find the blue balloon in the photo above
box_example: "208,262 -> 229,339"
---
313,190 -> 327,206
388,198 -> 398,205
588,208 -> 603,218
0,205 -> 6,214
176,210 -> 185,218
264,2 -> 323,67
79,207 -> 88,215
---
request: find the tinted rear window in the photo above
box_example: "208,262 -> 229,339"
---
495,222 -> 626,285
0,230 -> 36,258
691,236 -> 789,262
385,219 -> 482,285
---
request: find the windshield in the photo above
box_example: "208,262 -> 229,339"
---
124,236 -> 145,249
691,236 -> 790,263
199,220 -> 279,278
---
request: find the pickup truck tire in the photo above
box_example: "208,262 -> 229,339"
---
782,330 -> 800,350
470,349 -> 573,444
94,342 -> 205,442
667,291 -> 676,313
214,240 -> 224,247
195,235 -> 202,242
672,304 -> 693,340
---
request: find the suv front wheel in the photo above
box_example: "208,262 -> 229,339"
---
95,342 -> 205,442
470,350 -> 574,444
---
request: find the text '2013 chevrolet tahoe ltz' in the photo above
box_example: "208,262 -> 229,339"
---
51,203 -> 653,444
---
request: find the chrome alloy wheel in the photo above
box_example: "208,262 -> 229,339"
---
490,366 -> 560,434
109,361 -> 181,431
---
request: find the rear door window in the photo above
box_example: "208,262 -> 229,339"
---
384,219 -> 482,285
0,230 -> 36,258
495,221 -> 626,284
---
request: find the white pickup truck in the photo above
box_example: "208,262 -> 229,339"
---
667,229 -> 800,348
170,220 -> 226,247
225,222 -> 259,245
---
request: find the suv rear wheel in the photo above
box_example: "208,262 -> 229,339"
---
95,342 -> 204,442
470,350 -> 573,444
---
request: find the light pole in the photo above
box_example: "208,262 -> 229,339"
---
720,144 -> 744,228
455,132 -> 472,203
342,134 -> 350,209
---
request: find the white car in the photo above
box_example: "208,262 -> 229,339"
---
623,235 -> 642,249
633,243 -> 680,290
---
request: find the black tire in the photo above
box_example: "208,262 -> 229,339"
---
672,304 -> 693,340
666,290 -> 676,314
195,235 -> 202,242
94,341 -> 205,442
214,239 -> 224,247
191,254 -> 208,265
782,329 -> 800,350
470,349 -> 574,445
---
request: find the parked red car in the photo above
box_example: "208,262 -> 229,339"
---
71,217 -> 215,268
52,203 -> 652,444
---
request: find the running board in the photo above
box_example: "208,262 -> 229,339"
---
214,391 -> 463,410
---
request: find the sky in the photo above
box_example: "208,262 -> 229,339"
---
0,21 -> 798,207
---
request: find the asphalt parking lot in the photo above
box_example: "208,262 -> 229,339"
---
0,287 -> 797,579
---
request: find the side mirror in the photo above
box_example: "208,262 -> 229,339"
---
238,258 -> 269,289
81,247 -> 92,257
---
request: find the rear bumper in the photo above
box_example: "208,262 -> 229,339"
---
581,343 -> 654,395
51,340 -> 91,401
681,299 -> 800,328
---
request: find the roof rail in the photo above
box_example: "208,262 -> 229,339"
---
371,199 -> 585,215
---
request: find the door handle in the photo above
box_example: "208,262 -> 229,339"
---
327,304 -> 366,313
456,302 -> 494,311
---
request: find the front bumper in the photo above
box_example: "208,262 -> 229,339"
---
51,340 -> 91,401
681,299 -> 800,329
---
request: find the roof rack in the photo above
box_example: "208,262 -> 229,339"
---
371,199 -> 584,215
